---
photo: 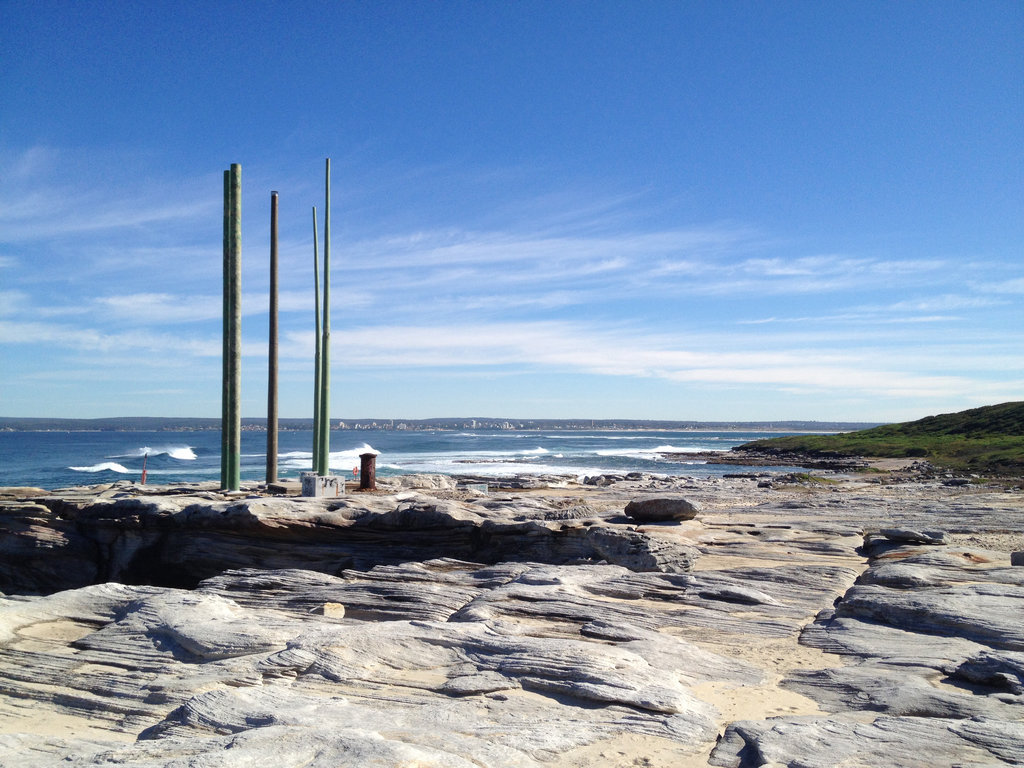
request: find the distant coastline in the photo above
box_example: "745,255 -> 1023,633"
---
0,416 -> 882,433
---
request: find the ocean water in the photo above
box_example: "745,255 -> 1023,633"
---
0,429 -> 811,489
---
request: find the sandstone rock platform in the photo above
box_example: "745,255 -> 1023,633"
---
0,471 -> 1022,766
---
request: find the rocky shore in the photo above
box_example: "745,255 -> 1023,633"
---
1,468 -> 1022,767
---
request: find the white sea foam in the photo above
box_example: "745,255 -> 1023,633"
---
326,444 -> 379,471
593,443 -> 717,458
274,445 -> 380,472
537,434 -> 652,441
10,429 -> 805,489
594,447 -> 655,457
70,462 -> 132,474
279,450 -> 314,470
388,458 -> 608,478
113,446 -> 197,461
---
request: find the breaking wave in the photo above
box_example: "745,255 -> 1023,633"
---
594,443 -> 713,458
70,462 -> 132,474
112,446 -> 197,461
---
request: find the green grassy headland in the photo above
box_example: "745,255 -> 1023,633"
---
736,401 -> 1024,475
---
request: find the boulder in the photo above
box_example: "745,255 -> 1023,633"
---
624,497 -> 702,523
583,474 -> 623,486
878,528 -> 947,545
953,649 -> 1024,695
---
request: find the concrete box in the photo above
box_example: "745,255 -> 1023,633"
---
301,472 -> 344,498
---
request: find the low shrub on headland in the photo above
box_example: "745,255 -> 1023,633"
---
736,401 -> 1024,475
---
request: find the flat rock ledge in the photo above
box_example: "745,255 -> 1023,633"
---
0,488 -> 706,595
1,473 -> 1023,767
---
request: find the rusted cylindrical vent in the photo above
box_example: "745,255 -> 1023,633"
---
359,453 -> 377,491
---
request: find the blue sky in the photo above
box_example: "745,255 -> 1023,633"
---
1,1 -> 1021,422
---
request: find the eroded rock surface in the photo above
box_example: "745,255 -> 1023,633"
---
1,474 -> 1023,766
0,490 -> 699,594
710,530 -> 1024,768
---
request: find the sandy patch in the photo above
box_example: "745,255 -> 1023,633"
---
946,532 -> 1024,555
690,678 -> 822,721
690,554 -> 811,570
864,458 -> 920,471
71,663 -> 127,676
0,705 -> 136,742
10,619 -> 97,652
559,732 -> 712,768
15,619 -> 95,643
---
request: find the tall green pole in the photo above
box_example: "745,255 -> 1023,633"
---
227,163 -> 242,491
311,205 -> 321,471
221,170 -> 230,489
316,158 -> 331,475
266,191 -> 279,484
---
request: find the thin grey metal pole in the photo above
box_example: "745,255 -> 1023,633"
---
312,205 -> 321,471
266,191 -> 279,484
227,163 -> 242,491
221,170 -> 230,489
316,158 -> 331,475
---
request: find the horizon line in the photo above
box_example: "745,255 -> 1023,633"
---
0,415 -> 885,426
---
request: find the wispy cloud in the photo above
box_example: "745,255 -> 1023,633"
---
669,255 -> 950,296
353,227 -> 755,272
0,183 -> 214,245
975,277 -> 1024,295
322,227 -> 963,319
2,143 -> 1019,419
281,320 -> 1023,403
870,294 -> 1007,312
0,291 -> 30,317
0,144 -> 983,320
89,288 -> 370,325
93,293 -> 224,324
0,320 -> 225,358
738,289 -> 1014,327
0,290 -> 86,319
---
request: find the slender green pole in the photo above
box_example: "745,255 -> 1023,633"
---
221,170 -> 230,489
266,191 -> 279,484
312,205 -> 321,471
316,158 -> 331,475
227,163 -> 242,491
